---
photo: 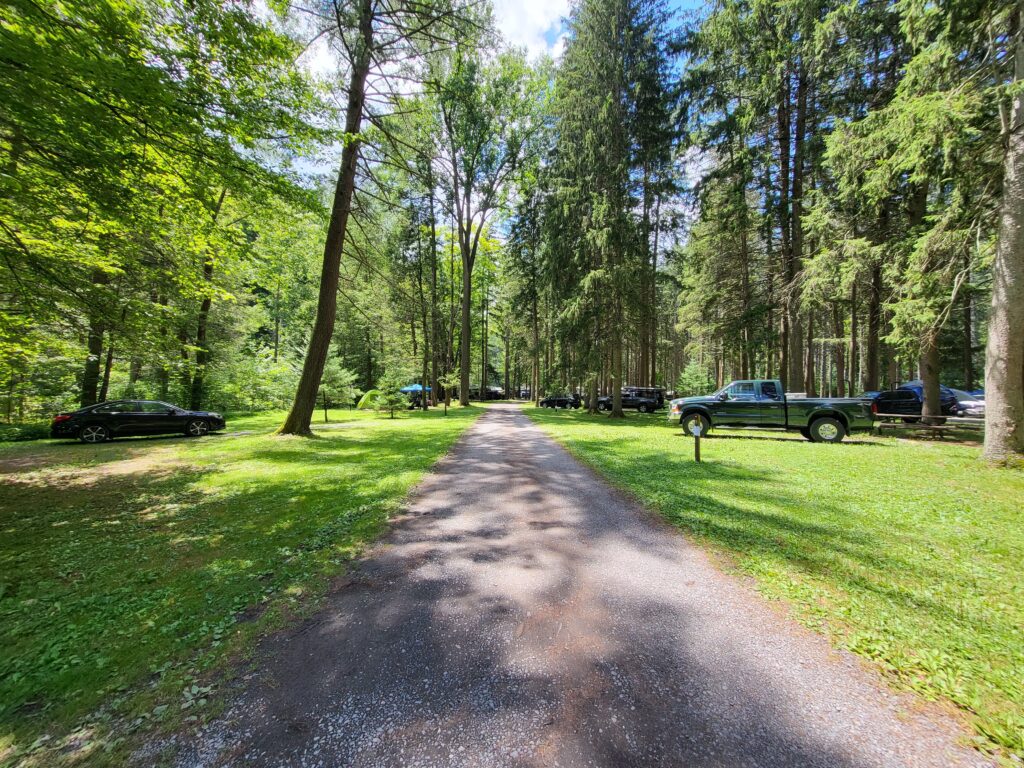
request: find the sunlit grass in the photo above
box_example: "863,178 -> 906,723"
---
526,407 -> 1024,761
0,405 -> 482,766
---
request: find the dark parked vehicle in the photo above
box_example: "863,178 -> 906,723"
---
872,384 -> 959,422
596,387 -> 665,413
51,400 -> 226,443
668,379 -> 873,442
539,393 -> 581,409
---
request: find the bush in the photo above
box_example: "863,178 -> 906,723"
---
0,421 -> 51,442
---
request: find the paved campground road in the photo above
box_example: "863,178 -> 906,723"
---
170,404 -> 989,768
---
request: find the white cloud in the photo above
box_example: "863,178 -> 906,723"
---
493,0 -> 570,59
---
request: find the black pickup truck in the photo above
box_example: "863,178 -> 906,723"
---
668,379 -> 873,443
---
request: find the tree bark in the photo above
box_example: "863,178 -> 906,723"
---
98,331 -> 114,403
984,4 -> 1024,459
920,331 -> 943,425
833,303 -> 846,397
279,0 -> 372,435
865,264 -> 882,390
80,268 -> 111,407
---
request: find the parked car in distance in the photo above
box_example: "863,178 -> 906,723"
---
872,384 -> 959,422
950,388 -> 985,417
596,387 -> 664,413
539,393 -> 581,409
668,379 -> 873,442
51,400 -> 226,443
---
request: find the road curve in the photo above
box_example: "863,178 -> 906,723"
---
169,403 -> 989,768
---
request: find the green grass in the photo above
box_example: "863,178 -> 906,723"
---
526,407 -> 1024,761
0,406 -> 482,766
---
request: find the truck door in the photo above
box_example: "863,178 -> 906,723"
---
712,381 -> 761,425
757,380 -> 786,426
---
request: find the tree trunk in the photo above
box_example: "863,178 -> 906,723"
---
865,264 -> 882,390
279,0 -> 372,435
833,303 -> 846,397
459,254 -> 473,405
98,331 -> 114,403
804,312 -> 816,396
480,274 -> 487,399
962,294 -> 974,391
984,5 -> 1024,459
81,317 -> 104,407
920,331 -> 943,425
849,283 -> 858,395
80,268 -> 111,407
189,189 -> 226,411
430,186 -> 439,406
532,293 -> 540,406
610,305 -> 624,418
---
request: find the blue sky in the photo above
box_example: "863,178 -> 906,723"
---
497,0 -> 706,60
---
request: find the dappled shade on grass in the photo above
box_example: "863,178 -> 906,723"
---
526,407 -> 1024,760
0,406 -> 481,765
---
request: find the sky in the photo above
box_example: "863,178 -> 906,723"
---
297,0 -> 707,77
494,0 -> 706,60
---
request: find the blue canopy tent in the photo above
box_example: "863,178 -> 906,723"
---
400,384 -> 432,394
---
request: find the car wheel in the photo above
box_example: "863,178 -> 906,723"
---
809,417 -> 846,443
680,412 -> 710,436
79,424 -> 109,444
185,419 -> 209,437
638,404 -> 651,414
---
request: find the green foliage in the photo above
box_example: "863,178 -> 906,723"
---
0,0 -> 327,420
374,373 -> 409,419
527,409 -> 1024,760
320,360 -> 361,410
675,360 -> 715,397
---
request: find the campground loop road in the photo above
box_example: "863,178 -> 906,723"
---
171,403 -> 990,768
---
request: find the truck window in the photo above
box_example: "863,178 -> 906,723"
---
726,382 -> 756,400
759,381 -> 781,400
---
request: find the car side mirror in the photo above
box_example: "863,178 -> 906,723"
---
167,408 -> 177,414
717,392 -> 729,401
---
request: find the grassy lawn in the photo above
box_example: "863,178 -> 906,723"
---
0,406 -> 482,766
526,407 -> 1024,761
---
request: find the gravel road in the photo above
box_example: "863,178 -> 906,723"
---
170,403 -> 990,768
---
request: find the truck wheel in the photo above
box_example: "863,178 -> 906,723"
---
598,402 -> 609,411
638,403 -> 652,414
809,417 -> 846,443
680,412 -> 710,436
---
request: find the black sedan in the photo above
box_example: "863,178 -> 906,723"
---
51,400 -> 226,443
539,393 -> 581,409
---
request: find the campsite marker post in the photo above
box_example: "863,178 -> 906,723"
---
690,422 -> 702,462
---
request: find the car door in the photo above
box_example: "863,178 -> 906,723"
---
91,401 -> 136,435
712,381 -> 761,425
756,381 -> 786,426
136,401 -> 181,434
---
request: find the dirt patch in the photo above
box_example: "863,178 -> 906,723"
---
0,447 -> 185,489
